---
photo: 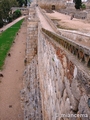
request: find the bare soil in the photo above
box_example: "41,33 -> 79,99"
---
0,19 -> 27,120
46,11 -> 90,34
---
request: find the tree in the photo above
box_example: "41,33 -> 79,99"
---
0,0 -> 18,27
17,0 -> 26,7
13,10 -> 21,19
0,0 -> 18,19
9,0 -> 18,7
74,0 -> 82,9
25,0 -> 27,6
0,14 -> 3,28
0,0 -> 11,19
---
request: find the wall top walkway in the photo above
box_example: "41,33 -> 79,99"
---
36,7 -> 55,33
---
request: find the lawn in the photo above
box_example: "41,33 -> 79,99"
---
0,19 -> 24,70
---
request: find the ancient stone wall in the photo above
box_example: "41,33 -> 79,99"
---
57,29 -> 90,48
37,0 -> 66,4
37,0 -> 66,10
87,10 -> 90,22
22,5 -> 90,120
38,27 -> 90,120
21,7 -> 42,120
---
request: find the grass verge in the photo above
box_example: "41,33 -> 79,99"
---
0,19 -> 24,70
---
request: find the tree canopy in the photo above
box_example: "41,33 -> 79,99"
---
0,0 -> 19,28
74,0 -> 82,9
16,0 -> 27,7
0,0 -> 18,19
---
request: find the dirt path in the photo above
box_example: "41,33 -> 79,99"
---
46,11 -> 90,34
0,19 -> 27,120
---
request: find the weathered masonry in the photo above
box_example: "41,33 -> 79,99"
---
22,5 -> 90,120
37,0 -> 66,10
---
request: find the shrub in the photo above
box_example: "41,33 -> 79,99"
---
81,4 -> 86,9
8,15 -> 13,23
13,10 -> 21,19
75,0 -> 82,9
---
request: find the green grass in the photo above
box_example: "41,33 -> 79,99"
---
0,19 -> 24,70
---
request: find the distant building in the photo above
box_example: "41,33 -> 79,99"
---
67,0 -> 73,3
82,0 -> 87,2
37,0 -> 66,9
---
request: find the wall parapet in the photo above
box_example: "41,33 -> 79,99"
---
38,27 -> 90,120
58,28 -> 90,48
58,28 -> 90,37
42,28 -> 90,69
38,6 -> 60,34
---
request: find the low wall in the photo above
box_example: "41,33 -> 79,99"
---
58,29 -> 90,48
21,8 -> 43,120
38,7 -> 90,48
87,11 -> 90,22
42,28 -> 90,69
38,27 -> 90,120
38,7 -> 60,34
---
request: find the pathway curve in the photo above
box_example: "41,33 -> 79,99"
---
0,16 -> 25,32
0,19 -> 27,120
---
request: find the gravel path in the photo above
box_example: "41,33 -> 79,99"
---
0,19 -> 27,120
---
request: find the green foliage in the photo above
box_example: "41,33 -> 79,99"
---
8,15 -> 13,23
0,19 -> 23,69
75,0 -> 82,9
0,0 -> 11,19
17,0 -> 27,7
13,10 -> 21,19
81,3 -> 86,9
9,0 -> 18,7
0,0 -> 18,23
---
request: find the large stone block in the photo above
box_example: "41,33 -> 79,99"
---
71,78 -> 81,101
78,95 -> 90,120
64,77 -> 78,111
60,97 -> 65,114
64,97 -> 71,114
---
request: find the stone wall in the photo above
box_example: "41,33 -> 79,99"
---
21,7 -> 42,120
22,4 -> 90,120
38,7 -> 59,34
38,27 -> 90,120
57,8 -> 87,19
37,0 -> 66,4
57,29 -> 90,48
23,55 -> 42,120
87,10 -> 90,22
37,0 -> 66,10
39,7 -> 90,47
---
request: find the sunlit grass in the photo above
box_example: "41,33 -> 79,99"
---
0,19 -> 24,70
